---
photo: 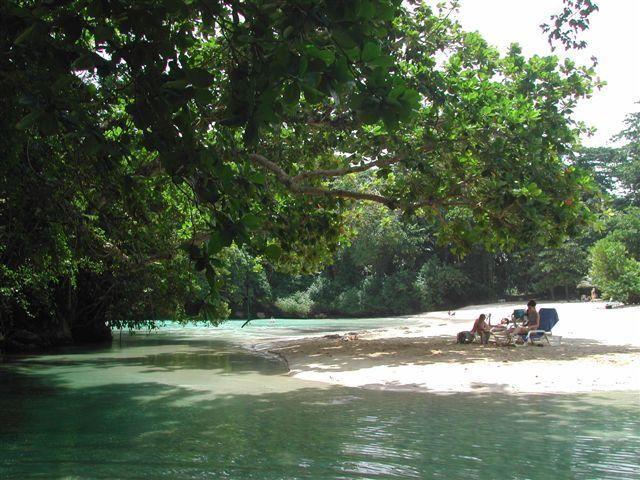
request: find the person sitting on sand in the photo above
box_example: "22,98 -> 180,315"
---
470,313 -> 490,345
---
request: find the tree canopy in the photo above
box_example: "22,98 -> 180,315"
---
1,0 -> 601,348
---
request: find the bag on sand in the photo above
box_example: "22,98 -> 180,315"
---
456,331 -> 474,344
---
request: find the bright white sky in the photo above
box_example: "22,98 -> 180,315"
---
449,0 -> 640,147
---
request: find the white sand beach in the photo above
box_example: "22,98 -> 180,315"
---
267,301 -> 640,394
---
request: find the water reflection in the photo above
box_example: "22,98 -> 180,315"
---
1,332 -> 639,479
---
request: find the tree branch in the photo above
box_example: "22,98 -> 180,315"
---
248,153 -> 293,186
291,155 -> 404,182
248,153 -> 394,204
295,185 -> 397,207
247,151 -> 461,227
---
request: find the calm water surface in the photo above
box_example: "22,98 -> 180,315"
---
1,321 -> 639,479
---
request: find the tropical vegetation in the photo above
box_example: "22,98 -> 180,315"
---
3,0 -> 636,351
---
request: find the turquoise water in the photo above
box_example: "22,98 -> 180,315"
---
1,324 -> 639,479
154,317 -> 418,346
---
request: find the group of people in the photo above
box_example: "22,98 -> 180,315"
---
468,300 -> 539,345
581,287 -> 599,302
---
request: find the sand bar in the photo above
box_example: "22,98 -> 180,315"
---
265,301 -> 640,394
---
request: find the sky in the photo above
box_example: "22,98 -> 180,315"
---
448,0 -> 640,147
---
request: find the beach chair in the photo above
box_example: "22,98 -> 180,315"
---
487,311 -> 524,345
488,327 -> 512,346
518,308 -> 561,346
512,309 -> 526,323
490,308 -> 561,346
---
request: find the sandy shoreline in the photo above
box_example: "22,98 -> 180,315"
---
265,301 -> 640,394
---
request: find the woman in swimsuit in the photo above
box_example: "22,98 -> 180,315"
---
471,313 -> 491,345
511,300 -> 539,335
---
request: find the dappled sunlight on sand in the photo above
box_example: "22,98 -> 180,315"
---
267,301 -> 640,394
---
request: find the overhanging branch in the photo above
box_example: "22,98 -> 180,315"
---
291,155 -> 403,183
247,152 -> 441,212
295,185 -> 396,207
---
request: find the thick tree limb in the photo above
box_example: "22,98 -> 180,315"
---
248,153 -> 293,186
295,185 -> 397,207
248,153 -> 396,205
291,155 -> 403,182
248,152 -> 438,211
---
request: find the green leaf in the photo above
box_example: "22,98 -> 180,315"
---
357,0 -> 376,19
345,46 -> 361,61
301,83 -> 324,104
304,45 -> 335,66
318,48 -> 335,66
254,89 -> 278,123
332,28 -> 357,49
207,232 -> 224,255
163,79 -> 190,90
399,88 -> 420,109
333,57 -> 353,82
241,213 -> 261,229
377,2 -> 397,20
14,23 -> 37,45
16,110 -> 42,130
248,170 -> 266,185
388,86 -> 405,102
368,54 -> 394,68
263,244 -> 282,262
217,163 -> 235,188
361,42 -> 381,63
282,25 -> 294,38
298,56 -> 309,74
51,74 -> 75,92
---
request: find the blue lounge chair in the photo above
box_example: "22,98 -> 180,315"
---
520,308 -> 561,346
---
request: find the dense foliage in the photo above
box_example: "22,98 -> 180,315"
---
235,109 -> 640,319
0,0 -> 608,349
583,110 -> 640,303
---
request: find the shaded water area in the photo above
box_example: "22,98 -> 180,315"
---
1,321 -> 639,479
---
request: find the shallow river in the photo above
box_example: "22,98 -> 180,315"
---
1,320 -> 639,479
